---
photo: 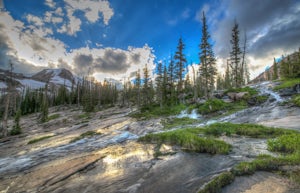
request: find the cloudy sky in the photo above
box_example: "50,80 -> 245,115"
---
0,0 -> 299,81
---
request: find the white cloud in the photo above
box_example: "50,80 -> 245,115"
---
45,0 -> 56,8
64,0 -> 114,24
26,14 -> 44,26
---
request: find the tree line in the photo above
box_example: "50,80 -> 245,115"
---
1,12 -> 250,137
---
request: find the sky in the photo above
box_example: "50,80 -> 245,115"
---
0,0 -> 300,82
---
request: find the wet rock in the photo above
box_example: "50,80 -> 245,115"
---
279,87 -> 296,96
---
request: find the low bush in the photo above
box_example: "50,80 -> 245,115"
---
224,86 -> 258,96
292,94 -> 300,107
268,133 -> 300,153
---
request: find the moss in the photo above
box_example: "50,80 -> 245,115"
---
204,122 -> 297,138
256,95 -> 269,104
139,128 -> 231,154
274,78 -> 300,90
198,172 -> 235,193
70,130 -> 101,143
28,135 -> 54,144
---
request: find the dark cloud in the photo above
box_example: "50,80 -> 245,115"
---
73,54 -> 94,75
94,49 -> 129,74
250,17 -> 300,58
211,0 -> 300,60
0,24 -> 13,68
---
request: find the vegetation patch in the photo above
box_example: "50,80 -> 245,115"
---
198,99 -> 229,114
292,94 -> 300,107
274,78 -> 300,90
198,172 -> 235,193
224,86 -> 258,96
162,117 -> 198,130
139,128 -> 231,154
130,104 -> 186,119
204,122 -> 297,138
48,113 -> 60,121
70,130 -> 101,143
78,113 -> 91,119
268,133 -> 300,154
28,135 -> 54,144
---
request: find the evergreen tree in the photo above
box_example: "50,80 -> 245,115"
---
174,37 -> 187,93
11,109 -> 22,135
135,69 -> 141,108
155,61 -> 163,108
198,11 -> 217,99
142,64 -> 150,106
273,58 -> 278,80
224,61 -> 232,89
230,20 -> 242,88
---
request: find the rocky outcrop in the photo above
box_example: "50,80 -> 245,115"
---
227,92 -> 249,101
278,83 -> 300,96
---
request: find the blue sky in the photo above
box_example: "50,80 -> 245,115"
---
0,0 -> 300,81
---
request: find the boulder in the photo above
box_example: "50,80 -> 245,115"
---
279,87 -> 296,96
227,92 -> 249,101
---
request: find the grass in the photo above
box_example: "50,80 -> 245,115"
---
224,86 -> 258,96
198,172 -> 235,193
139,128 -> 231,154
130,104 -> 186,119
204,122 -> 297,138
292,94 -> 300,106
268,133 -> 300,153
28,135 -> 54,144
198,99 -> 229,114
274,78 -> 300,90
70,130 -> 101,143
78,113 -> 91,119
48,113 -> 60,121
200,132 -> 300,192
162,117 -> 199,130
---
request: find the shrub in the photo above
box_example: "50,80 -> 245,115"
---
292,94 -> 300,107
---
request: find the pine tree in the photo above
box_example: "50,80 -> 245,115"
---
168,56 -> 176,104
230,20 -> 242,88
155,61 -> 163,108
135,69 -> 141,108
11,109 -> 22,135
273,58 -> 278,80
142,64 -> 150,106
224,61 -> 232,89
174,37 -> 187,94
198,11 -> 217,99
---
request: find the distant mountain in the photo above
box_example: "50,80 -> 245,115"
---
0,68 -> 76,91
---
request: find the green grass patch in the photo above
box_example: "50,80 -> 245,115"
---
198,99 -> 229,114
274,78 -> 300,90
28,135 -> 54,144
268,133 -> 300,154
256,95 -> 269,104
48,113 -> 60,121
292,94 -> 300,107
198,172 -> 235,193
162,117 -> 198,130
139,128 -> 231,154
70,130 -> 101,143
130,104 -> 186,119
225,86 -> 258,96
78,113 -> 91,119
204,122 -> 297,138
